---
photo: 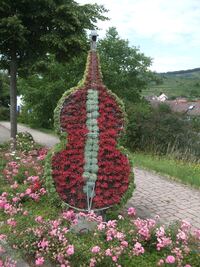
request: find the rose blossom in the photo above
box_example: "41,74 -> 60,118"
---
91,246 -> 100,254
38,239 -> 49,249
132,242 -> 145,256
127,207 -> 136,216
66,245 -> 74,256
35,216 -> 43,223
35,257 -> 45,266
89,258 -> 97,267
11,182 -> 19,189
194,229 -> 200,240
165,255 -> 175,264
7,218 -> 17,227
105,248 -> 112,256
157,259 -> 164,266
121,240 -> 128,247
112,256 -> 118,262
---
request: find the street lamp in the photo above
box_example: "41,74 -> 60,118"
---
90,30 -> 98,51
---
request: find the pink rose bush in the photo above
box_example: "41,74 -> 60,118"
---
0,145 -> 200,266
0,208 -> 196,267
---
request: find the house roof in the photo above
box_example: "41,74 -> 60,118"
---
167,100 -> 200,115
149,99 -> 200,115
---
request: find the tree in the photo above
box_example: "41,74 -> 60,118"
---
0,0 -> 107,145
0,72 -> 10,120
18,53 -> 87,128
0,72 -> 9,107
98,27 -> 154,103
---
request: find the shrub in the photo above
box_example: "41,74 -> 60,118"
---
0,140 -> 199,267
0,106 -> 9,120
125,101 -> 200,161
16,132 -> 35,152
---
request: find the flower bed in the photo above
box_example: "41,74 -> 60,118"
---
0,143 -> 200,266
49,51 -> 134,210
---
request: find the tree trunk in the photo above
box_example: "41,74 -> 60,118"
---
9,53 -> 17,148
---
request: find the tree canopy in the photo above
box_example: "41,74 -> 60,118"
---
0,0 -> 107,69
0,72 -> 9,107
0,0 -> 107,142
18,27 -> 157,129
98,27 -> 153,102
18,53 -> 86,128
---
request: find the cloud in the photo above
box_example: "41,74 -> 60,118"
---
151,55 -> 198,72
79,0 -> 200,44
78,0 -> 200,71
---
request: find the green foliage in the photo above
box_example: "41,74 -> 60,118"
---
13,164 -> 37,184
44,142 -> 66,207
133,152 -> 200,188
98,27 -> 154,103
0,106 -> 9,120
17,27 -> 154,129
191,116 -> 200,132
0,0 -> 107,69
1,143 -> 199,267
0,72 -> 9,120
146,69 -> 200,99
18,54 -> 87,128
15,132 -> 36,152
0,0 -> 107,141
0,152 -> 7,177
124,100 -> 152,149
0,72 -> 9,106
126,101 -> 200,161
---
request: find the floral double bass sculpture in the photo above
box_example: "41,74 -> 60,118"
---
48,31 -> 134,211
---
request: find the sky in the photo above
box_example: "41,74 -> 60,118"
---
78,0 -> 200,72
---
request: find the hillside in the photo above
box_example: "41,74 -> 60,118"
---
144,68 -> 200,98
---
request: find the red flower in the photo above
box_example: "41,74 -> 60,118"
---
52,51 -> 131,209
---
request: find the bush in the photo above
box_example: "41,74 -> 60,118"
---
0,106 -> 9,120
16,132 -> 35,152
125,101 -> 200,161
18,106 -> 54,129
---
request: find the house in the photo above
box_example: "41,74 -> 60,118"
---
167,100 -> 200,115
147,95 -> 200,116
17,95 -> 23,113
157,93 -> 168,102
174,97 -> 187,103
145,93 -> 168,102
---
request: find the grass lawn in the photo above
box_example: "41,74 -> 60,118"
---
132,152 -> 200,188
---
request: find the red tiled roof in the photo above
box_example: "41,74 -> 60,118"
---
149,100 -> 200,115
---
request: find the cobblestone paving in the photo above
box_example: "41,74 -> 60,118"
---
126,168 -> 200,229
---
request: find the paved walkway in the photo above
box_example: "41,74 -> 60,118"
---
1,121 -> 200,229
0,121 -> 59,148
0,124 -> 10,144
126,168 -> 200,229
